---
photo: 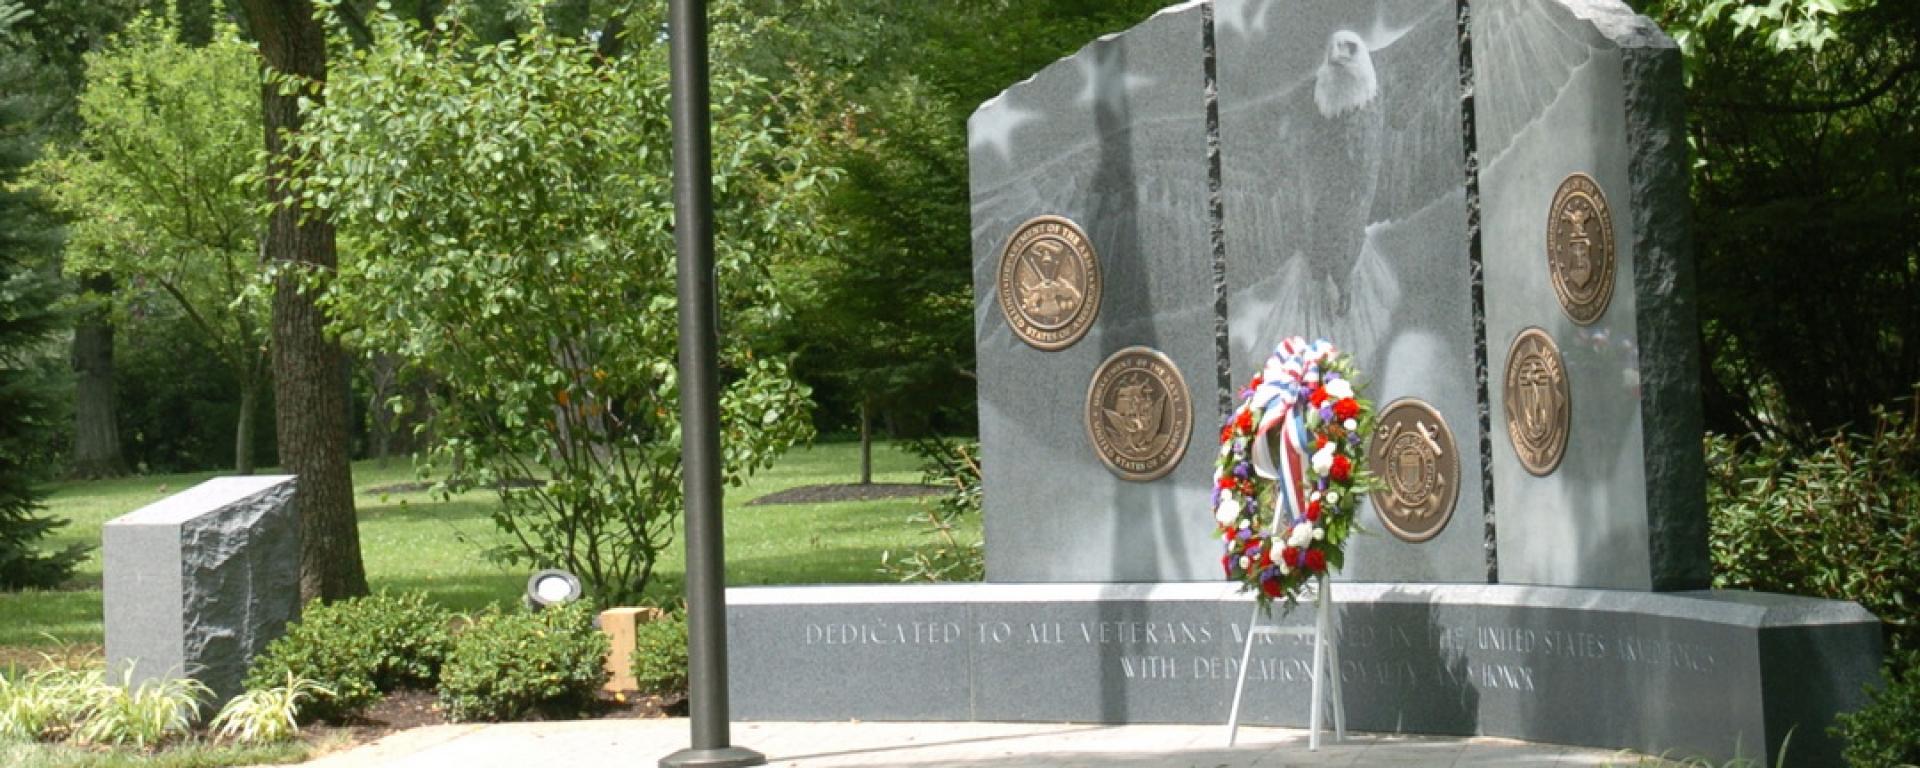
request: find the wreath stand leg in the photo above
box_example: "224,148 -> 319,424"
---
1224,574 -> 1344,749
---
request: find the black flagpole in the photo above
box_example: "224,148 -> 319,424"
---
660,0 -> 763,765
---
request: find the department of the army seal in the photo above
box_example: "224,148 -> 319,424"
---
1547,173 -> 1616,326
1086,347 -> 1192,482
998,215 -> 1102,351
1367,399 -> 1459,543
1504,328 -> 1571,476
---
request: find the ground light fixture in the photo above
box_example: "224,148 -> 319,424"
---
525,569 -> 583,610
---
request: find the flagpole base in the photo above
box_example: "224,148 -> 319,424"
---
660,746 -> 766,768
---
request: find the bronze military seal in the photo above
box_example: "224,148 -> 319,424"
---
1547,173 -> 1616,326
998,215 -> 1101,351
1504,328 -> 1571,476
1086,347 -> 1192,482
1367,399 -> 1459,543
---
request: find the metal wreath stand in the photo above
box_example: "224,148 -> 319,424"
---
1222,372 -> 1348,750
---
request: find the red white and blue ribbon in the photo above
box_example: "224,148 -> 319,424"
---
1247,337 -> 1337,528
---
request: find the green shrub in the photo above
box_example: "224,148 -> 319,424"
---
1835,650 -> 1920,768
1707,397 -> 1920,653
437,602 -> 608,722
880,437 -> 984,583
245,591 -> 453,721
629,611 -> 688,696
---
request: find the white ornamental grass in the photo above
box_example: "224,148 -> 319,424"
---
73,666 -> 208,748
211,674 -> 333,744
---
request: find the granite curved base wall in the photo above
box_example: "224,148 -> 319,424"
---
726,583 -> 1880,767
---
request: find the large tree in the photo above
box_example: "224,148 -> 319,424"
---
1640,0 -> 1919,440
30,15 -> 272,475
11,0 -> 149,479
232,0 -> 366,601
298,4 -> 833,604
0,0 -> 84,589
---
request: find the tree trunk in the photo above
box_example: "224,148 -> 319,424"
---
234,378 -> 258,475
368,353 -> 397,468
237,0 -> 367,602
859,398 -> 872,486
69,273 -> 125,479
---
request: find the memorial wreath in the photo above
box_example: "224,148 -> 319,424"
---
1212,337 -> 1374,611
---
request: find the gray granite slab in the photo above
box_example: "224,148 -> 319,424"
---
1473,0 -> 1709,591
104,476 -> 301,707
726,582 -> 1880,767
969,2 -> 1222,582
1215,0 -> 1486,583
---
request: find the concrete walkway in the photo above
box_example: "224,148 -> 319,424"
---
295,720 -> 1663,767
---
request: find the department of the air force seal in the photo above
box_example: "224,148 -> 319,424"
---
1086,347 -> 1191,482
1367,399 -> 1459,543
1504,328 -> 1571,476
998,215 -> 1101,351
1547,173 -> 1616,326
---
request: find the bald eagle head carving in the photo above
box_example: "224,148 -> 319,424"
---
1314,30 -> 1378,120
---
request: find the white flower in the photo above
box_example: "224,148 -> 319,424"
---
1310,490 -> 1323,502
1278,558 -> 1293,575
1215,498 -> 1241,526
1327,491 -> 1340,505
1325,379 -> 1354,400
1343,418 -> 1358,431
1288,522 -> 1315,548
1239,519 -> 1251,530
1313,527 -> 1326,541
1312,443 -> 1337,475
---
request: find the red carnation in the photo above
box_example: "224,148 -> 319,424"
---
1220,425 -> 1233,443
1281,546 -> 1299,568
1309,387 -> 1329,407
1330,454 -> 1352,483
1217,475 -> 1235,490
1305,549 -> 1326,572
1258,544 -> 1274,567
1305,501 -> 1321,522
1234,408 -> 1253,433
1261,577 -> 1283,597
1334,397 -> 1360,421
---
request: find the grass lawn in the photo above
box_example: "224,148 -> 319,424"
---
0,440 -> 976,649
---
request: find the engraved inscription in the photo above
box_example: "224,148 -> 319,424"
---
1504,328 -> 1571,476
1547,173 -> 1616,325
1367,399 -> 1460,542
1086,347 -> 1193,482
997,215 -> 1102,350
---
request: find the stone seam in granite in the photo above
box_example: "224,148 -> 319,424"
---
1456,0 -> 1497,584
1204,2 -> 1232,422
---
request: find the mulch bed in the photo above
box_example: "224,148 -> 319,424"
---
363,478 -> 546,495
304,689 -> 686,749
746,482 -> 945,506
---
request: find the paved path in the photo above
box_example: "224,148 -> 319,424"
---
295,720 -> 1660,767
